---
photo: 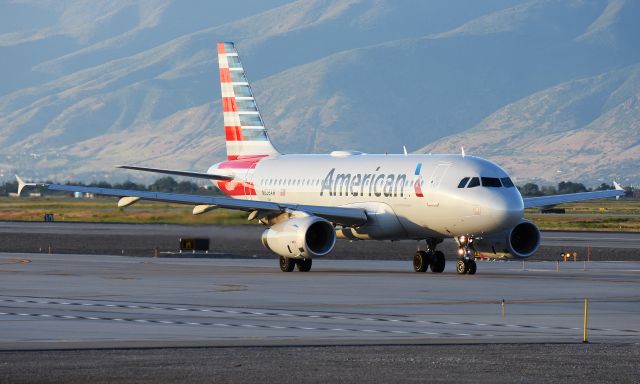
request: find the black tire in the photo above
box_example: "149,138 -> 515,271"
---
467,259 -> 477,275
413,251 -> 430,272
279,256 -> 295,272
456,259 -> 467,274
297,258 -> 312,272
430,251 -> 446,273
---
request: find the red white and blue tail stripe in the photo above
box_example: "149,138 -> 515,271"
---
217,42 -> 280,161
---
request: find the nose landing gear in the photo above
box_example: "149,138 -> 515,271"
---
456,235 -> 477,275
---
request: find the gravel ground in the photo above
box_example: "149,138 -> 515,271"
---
1,343 -> 639,383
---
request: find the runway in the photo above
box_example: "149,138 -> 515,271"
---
1,252 -> 639,350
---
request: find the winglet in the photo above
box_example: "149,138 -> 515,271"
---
15,175 -> 35,196
613,181 -> 623,200
461,146 -> 465,158
403,145 -> 408,156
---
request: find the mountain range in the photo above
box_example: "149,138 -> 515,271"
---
0,0 -> 638,185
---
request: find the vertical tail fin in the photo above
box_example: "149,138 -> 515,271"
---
217,42 -> 280,160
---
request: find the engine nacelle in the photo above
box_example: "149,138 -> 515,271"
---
261,216 -> 336,259
472,220 -> 541,259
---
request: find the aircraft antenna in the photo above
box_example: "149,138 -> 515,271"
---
461,146 -> 465,158
403,146 -> 408,156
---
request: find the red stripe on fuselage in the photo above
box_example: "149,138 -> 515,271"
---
217,155 -> 267,169
216,180 -> 256,196
217,42 -> 226,54
214,156 -> 266,196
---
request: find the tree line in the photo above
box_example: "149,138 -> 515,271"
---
517,181 -> 617,197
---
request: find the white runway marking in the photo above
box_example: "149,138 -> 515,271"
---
0,311 -> 505,337
1,297 -> 639,336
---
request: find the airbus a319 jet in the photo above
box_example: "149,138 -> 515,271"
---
17,42 -> 624,275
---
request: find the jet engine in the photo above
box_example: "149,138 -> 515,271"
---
472,219 -> 541,259
261,216 -> 336,259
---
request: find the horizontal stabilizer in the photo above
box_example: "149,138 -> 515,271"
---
118,165 -> 233,181
15,175 -> 45,196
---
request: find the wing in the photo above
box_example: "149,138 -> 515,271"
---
47,183 -> 367,227
117,165 -> 233,181
523,182 -> 625,209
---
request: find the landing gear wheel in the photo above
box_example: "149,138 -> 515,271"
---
430,251 -> 445,273
467,259 -> 477,275
297,258 -> 312,272
456,259 -> 468,274
413,251 -> 431,272
279,256 -> 295,272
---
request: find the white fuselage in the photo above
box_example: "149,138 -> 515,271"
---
211,153 -> 524,241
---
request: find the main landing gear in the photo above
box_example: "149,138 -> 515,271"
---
279,256 -> 312,272
413,239 -> 445,273
456,235 -> 477,275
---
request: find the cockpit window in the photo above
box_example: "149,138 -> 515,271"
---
481,177 -> 502,188
500,177 -> 515,188
467,177 -> 480,188
457,177 -> 470,188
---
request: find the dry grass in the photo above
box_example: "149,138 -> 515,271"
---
0,196 -> 248,225
525,215 -> 640,232
525,200 -> 640,215
525,200 -> 640,232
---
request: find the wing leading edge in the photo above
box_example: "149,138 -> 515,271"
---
523,182 -> 625,209
46,183 -> 367,227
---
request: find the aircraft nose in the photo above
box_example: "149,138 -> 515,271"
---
488,192 -> 523,231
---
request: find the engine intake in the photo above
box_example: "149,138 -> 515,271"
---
261,216 -> 336,259
472,220 -> 540,259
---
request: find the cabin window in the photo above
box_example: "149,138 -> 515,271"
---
457,177 -> 470,188
467,177 -> 480,188
481,177 -> 502,188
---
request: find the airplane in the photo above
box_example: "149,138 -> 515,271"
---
17,42 -> 625,275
